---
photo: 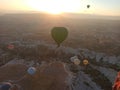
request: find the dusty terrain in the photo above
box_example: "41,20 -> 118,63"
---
0,61 -> 71,90
0,13 -> 120,90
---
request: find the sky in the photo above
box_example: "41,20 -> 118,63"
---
0,0 -> 120,16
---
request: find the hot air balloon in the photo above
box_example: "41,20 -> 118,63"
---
83,59 -> 89,65
7,44 -> 14,50
27,67 -> 36,75
113,72 -> 120,90
83,59 -> 89,71
70,56 -> 78,62
51,27 -> 68,47
0,82 -> 12,90
87,5 -> 90,8
73,58 -> 81,65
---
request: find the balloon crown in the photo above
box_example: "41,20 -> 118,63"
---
27,67 -> 37,75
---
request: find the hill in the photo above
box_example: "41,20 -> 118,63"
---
0,13 -> 120,90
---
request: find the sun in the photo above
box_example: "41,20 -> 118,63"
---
26,0 -> 82,15
45,10 -> 63,15
26,0 -> 64,15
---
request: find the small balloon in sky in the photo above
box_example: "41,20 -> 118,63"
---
87,5 -> 90,8
51,27 -> 68,47
27,67 -> 36,75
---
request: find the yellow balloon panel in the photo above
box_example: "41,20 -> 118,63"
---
83,60 -> 89,65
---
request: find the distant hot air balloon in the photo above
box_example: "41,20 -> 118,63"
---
70,56 -> 78,62
113,72 -> 120,90
0,82 -> 12,90
51,27 -> 68,47
73,58 -> 81,65
87,5 -> 90,8
7,44 -> 14,50
27,67 -> 36,75
83,59 -> 89,65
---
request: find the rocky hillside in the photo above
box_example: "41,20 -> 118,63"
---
0,13 -> 119,90
0,42 -> 119,90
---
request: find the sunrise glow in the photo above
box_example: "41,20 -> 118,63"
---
0,0 -> 120,16
26,0 -> 82,14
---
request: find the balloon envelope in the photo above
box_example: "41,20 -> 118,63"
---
73,59 -> 80,65
83,60 -> 89,65
87,5 -> 90,8
0,82 -> 12,90
51,27 -> 68,47
70,56 -> 78,62
27,67 -> 36,75
8,44 -> 14,50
